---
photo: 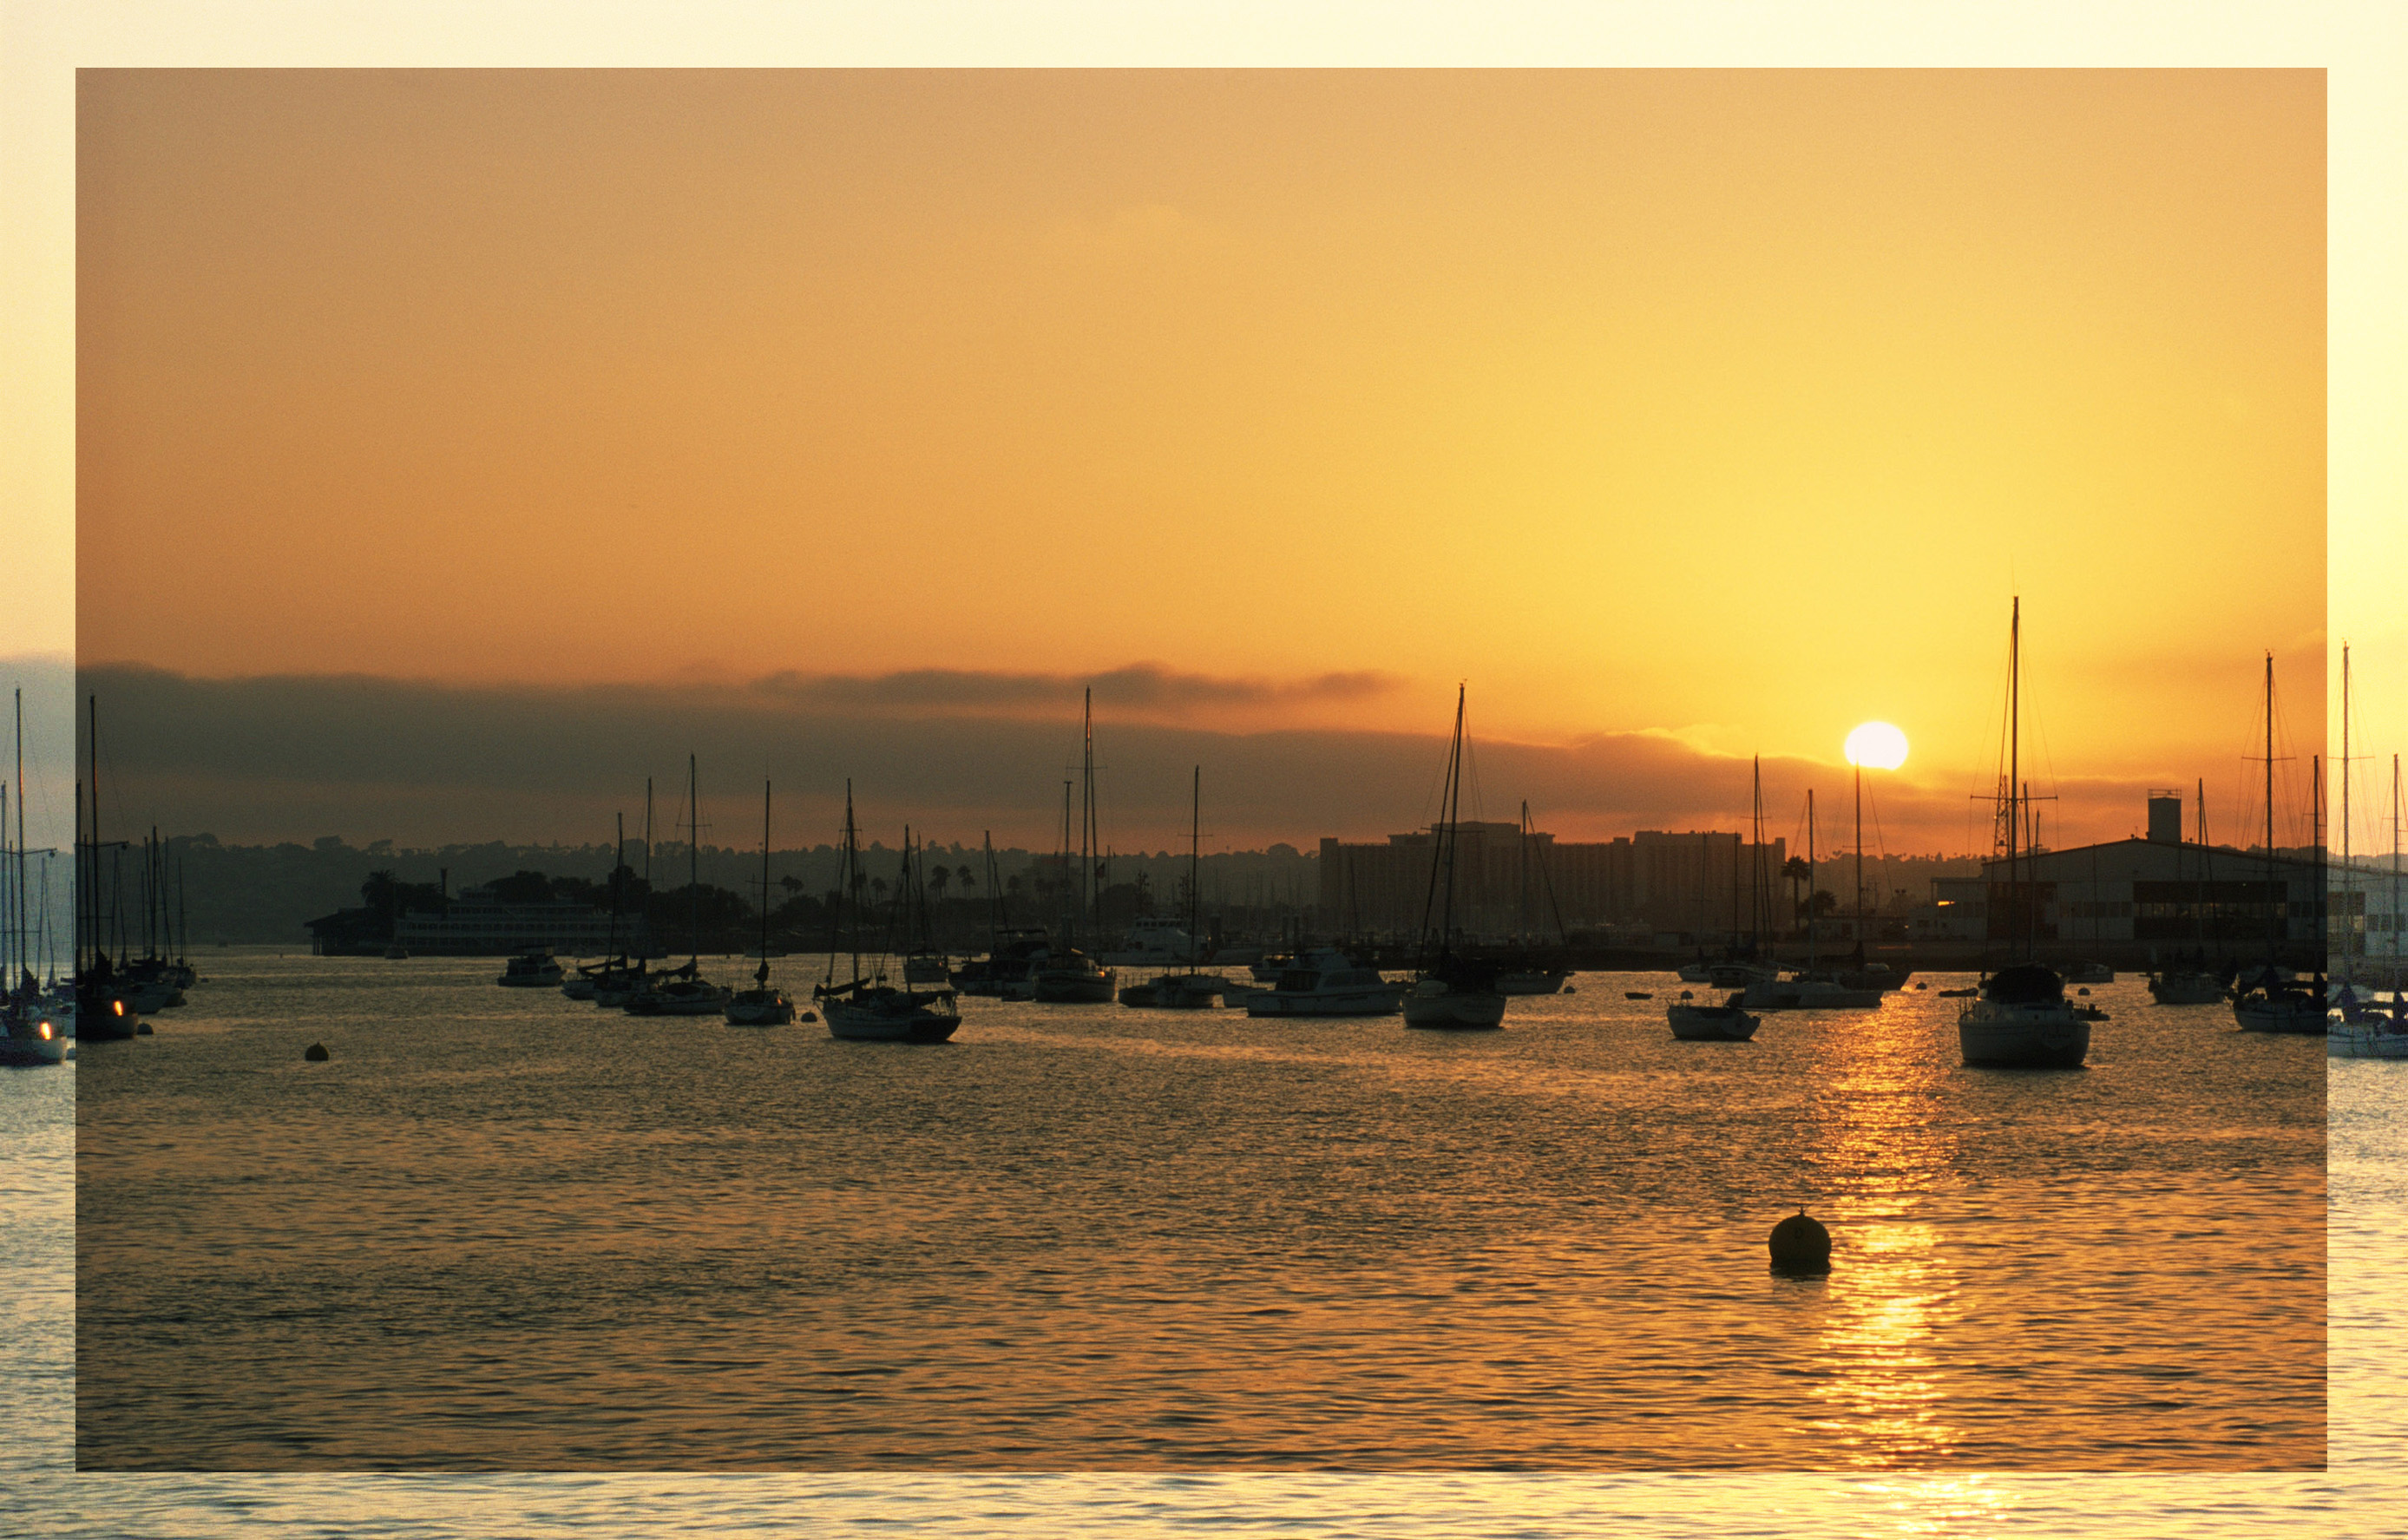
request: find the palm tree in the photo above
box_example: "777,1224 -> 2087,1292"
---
956,864 -> 975,891
1781,856 -> 1811,937
929,865 -> 952,903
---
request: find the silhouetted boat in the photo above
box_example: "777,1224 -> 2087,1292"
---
1401,687 -> 1506,1031
496,951 -> 564,987
816,783 -> 959,1042
1244,949 -> 1404,1018
725,781 -> 796,1027
2232,654 -> 2323,1034
1122,768 -> 1224,1011
1959,600 -> 2088,1069
625,755 -> 729,1017
1668,991 -> 1759,1041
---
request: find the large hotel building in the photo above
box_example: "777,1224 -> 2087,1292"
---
1318,822 -> 1787,940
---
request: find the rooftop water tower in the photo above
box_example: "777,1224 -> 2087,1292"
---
2147,790 -> 2183,843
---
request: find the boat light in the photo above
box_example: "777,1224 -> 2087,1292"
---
114,999 -> 125,1016
39,1021 -> 53,1039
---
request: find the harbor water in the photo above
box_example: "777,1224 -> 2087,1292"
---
68,953 -> 2319,1473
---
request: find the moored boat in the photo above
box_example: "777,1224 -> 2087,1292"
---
1244,949 -> 1405,1017
815,783 -> 961,1042
1957,600 -> 2089,1069
1667,991 -> 1759,1040
496,950 -> 565,987
1399,688 -> 1509,1032
724,781 -> 797,1027
1120,769 -> 1223,1012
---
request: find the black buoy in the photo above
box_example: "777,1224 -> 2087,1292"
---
1768,1209 -> 1832,1275
799,1011 -> 818,1024
135,1020 -> 154,1035
304,1042 -> 330,1062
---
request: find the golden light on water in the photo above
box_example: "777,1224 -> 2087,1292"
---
1845,722 -> 1910,771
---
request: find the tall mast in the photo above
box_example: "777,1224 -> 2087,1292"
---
1081,688 -> 1099,944
2343,645 -> 2352,980
2009,596 -> 2020,958
14,689 -> 24,988
89,694 -> 101,972
1440,686 -> 1464,960
1854,756 -> 1864,953
758,780 -> 772,983
1188,766 -> 1201,976
686,753 -> 699,968
1751,756 -> 1766,950
2264,652 -> 2276,960
1807,789 -> 1817,968
607,810 -> 624,961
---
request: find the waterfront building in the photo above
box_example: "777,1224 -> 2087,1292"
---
1317,822 -> 1783,940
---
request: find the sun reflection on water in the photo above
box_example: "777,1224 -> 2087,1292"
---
1799,1002 -> 1967,1465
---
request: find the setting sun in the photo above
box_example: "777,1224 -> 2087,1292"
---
1844,721 -> 1910,771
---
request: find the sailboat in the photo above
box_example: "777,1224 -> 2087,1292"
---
1494,802 -> 1572,993
725,781 -> 797,1026
1746,781 -> 1880,1012
815,783 -> 961,1041
899,831 -> 951,985
1120,767 -> 1224,1010
1,691 -> 68,1065
950,831 -> 1051,996
625,755 -> 731,1017
2333,746 -> 2408,1057
1958,598 -> 2090,1069
1402,687 -> 1508,1030
593,783 -> 658,1006
573,811 -> 642,1003
1666,797 -> 1760,1039
74,695 -> 140,1041
1027,691 -> 1116,1004
2231,653 -> 2325,1033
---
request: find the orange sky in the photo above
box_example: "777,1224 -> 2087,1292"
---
75,70 -> 2326,849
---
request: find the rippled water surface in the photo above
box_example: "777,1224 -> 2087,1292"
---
71,953 -> 2322,1476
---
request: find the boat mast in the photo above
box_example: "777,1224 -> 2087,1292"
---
1806,789 -> 1817,968
1415,685 -> 1467,972
607,810 -> 624,962
1750,757 -> 1766,953
2343,644 -> 2352,982
758,780 -> 772,986
686,753 -> 699,969
13,688 -> 24,992
2264,652 -> 2276,964
1187,765 -> 1201,977
1439,687 -> 1464,965
2009,596 -> 2020,960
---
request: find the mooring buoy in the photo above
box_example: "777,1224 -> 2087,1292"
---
1768,1209 -> 1832,1275
135,1021 -> 154,1035
304,1042 -> 330,1062
799,1011 -> 818,1024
